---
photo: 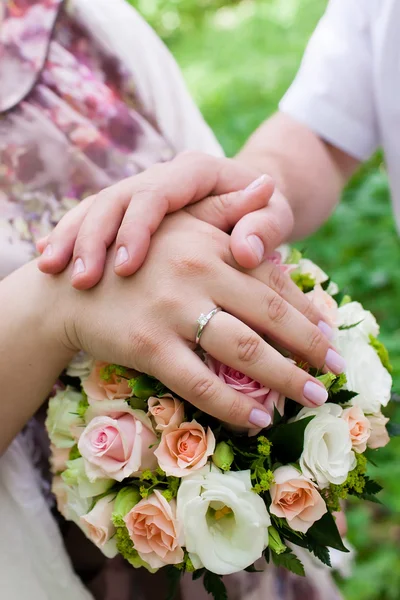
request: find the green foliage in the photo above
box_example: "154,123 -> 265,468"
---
369,335 -> 393,373
99,364 -> 127,382
68,444 -> 81,461
203,571 -> 228,600
308,512 -> 349,553
271,548 -> 305,577
268,416 -> 314,463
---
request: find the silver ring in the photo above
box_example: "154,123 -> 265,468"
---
195,307 -> 222,345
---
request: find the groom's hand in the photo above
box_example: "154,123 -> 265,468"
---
36,152 -> 293,290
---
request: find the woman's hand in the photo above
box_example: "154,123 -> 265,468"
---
55,211 -> 343,429
36,152 -> 294,289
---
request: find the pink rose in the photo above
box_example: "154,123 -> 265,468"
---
342,406 -> 371,453
154,420 -> 215,477
270,465 -> 327,533
367,412 -> 390,449
83,361 -> 133,404
50,445 -> 70,474
80,495 -> 117,558
148,394 -> 184,431
306,284 -> 338,326
78,400 -> 158,482
267,251 -> 297,275
124,490 -> 184,569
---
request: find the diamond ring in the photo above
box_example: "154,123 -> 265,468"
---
195,307 -> 222,345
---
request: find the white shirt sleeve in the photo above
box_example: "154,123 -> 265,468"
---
279,0 -> 379,160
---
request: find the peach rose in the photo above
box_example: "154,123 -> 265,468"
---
306,284 -> 338,326
148,394 -> 184,431
124,490 -> 184,569
269,465 -> 327,533
367,412 -> 390,449
52,476 -> 68,516
342,405 -> 371,453
50,445 -> 70,474
83,361 -> 133,404
78,400 -> 158,482
80,495 -> 118,558
154,420 -> 215,477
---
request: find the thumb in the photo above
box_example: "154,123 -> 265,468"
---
230,189 -> 294,269
185,174 -> 275,231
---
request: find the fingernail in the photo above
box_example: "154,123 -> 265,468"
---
318,320 -> 333,340
247,234 -> 264,262
43,244 -> 53,257
245,174 -> 268,192
249,408 -> 271,428
115,246 -> 129,267
72,257 -> 85,277
303,381 -> 328,405
325,348 -> 346,374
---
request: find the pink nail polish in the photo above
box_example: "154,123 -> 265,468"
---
247,235 -> 264,262
72,257 -> 85,277
115,246 -> 129,267
325,348 -> 346,374
245,174 -> 268,192
318,320 -> 333,340
303,381 -> 328,405
249,408 -> 271,428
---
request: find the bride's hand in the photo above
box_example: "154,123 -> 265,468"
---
36,152 -> 293,289
55,211 -> 342,429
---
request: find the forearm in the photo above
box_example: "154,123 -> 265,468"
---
0,261 -> 75,454
236,112 -> 359,240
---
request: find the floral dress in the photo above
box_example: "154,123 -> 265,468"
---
0,1 -> 342,599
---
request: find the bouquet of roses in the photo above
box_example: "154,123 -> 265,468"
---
46,248 -> 394,600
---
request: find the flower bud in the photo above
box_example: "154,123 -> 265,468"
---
212,442 -> 234,471
268,526 -> 286,555
130,374 -> 158,399
113,486 -> 141,521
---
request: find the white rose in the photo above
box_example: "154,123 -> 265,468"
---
295,404 -> 356,489
335,336 -> 392,413
336,302 -> 379,340
52,476 -> 91,526
177,466 -> 270,575
45,388 -> 83,448
297,258 -> 328,284
66,351 -> 94,380
62,457 -> 113,498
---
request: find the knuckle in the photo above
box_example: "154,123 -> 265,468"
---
188,375 -> 219,404
127,326 -> 159,370
282,366 -> 296,392
226,396 -> 243,423
236,333 -> 263,364
170,252 -> 212,279
266,294 -> 288,324
302,297 -> 317,322
306,327 -> 326,356
264,216 -> 281,243
268,265 -> 287,296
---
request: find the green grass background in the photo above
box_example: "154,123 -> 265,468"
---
130,2 -> 400,597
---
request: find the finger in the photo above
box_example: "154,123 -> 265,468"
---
185,174 -> 274,232
152,339 -> 273,429
230,189 -> 294,269
37,196 -> 94,274
113,153 -> 264,276
215,267 -> 345,374
197,310 -> 329,409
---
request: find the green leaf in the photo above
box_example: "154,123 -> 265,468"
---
308,512 -> 349,552
338,319 -> 364,331
165,566 -> 183,600
271,549 -> 305,577
364,478 -> 383,495
268,416 -> 314,463
307,539 -> 332,567
321,278 -> 331,291
358,493 -> 383,504
244,564 -> 263,573
192,568 -> 205,581
264,547 -> 270,564
331,389 -> 358,404
273,404 -> 283,425
203,571 -> 228,600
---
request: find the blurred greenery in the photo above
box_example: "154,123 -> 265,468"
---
131,1 -> 400,598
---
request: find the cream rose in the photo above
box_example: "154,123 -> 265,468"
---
297,258 -> 329,284
269,465 -> 327,533
154,420 -> 215,477
148,394 -> 184,431
62,457 -> 113,498
295,404 -> 356,489
341,406 -> 371,453
177,466 -> 270,575
52,477 -> 91,526
124,490 -> 184,569
78,400 -> 157,482
45,388 -> 83,449
80,495 -> 118,558
83,361 -> 133,404
66,351 -> 94,380
306,284 -> 338,326
367,413 -> 390,449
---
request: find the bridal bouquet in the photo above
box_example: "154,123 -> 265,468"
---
46,248 -> 393,600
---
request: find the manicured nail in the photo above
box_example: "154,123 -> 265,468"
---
249,408 -> 271,428
325,348 -> 346,374
115,246 -> 129,267
303,381 -> 328,406
247,234 -> 264,262
43,244 -> 53,257
72,257 -> 85,277
245,174 -> 268,192
318,320 -> 333,340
